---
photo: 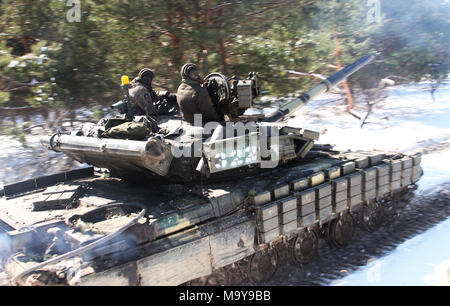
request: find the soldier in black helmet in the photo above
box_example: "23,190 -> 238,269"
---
129,68 -> 178,117
176,63 -> 222,124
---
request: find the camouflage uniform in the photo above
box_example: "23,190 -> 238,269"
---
128,68 -> 176,117
128,79 -> 158,116
176,63 -> 221,124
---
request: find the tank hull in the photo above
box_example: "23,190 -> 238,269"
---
0,150 -> 423,285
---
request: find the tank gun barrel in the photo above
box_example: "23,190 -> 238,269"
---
264,54 -> 375,122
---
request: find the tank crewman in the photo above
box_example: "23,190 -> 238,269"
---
129,68 -> 178,117
176,63 -> 222,124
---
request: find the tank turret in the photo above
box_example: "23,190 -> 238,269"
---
41,55 -> 375,183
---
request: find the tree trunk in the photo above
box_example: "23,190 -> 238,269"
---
218,7 -> 228,73
333,8 -> 354,112
166,0 -> 184,75
200,0 -> 211,74
219,37 -> 228,73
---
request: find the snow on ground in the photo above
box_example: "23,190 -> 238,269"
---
332,217 -> 450,286
0,129 -> 81,190
286,80 -> 450,153
282,79 -> 450,286
417,150 -> 450,194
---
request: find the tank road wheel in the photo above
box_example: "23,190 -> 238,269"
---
328,213 -> 355,248
361,201 -> 384,233
248,248 -> 279,283
291,230 -> 319,265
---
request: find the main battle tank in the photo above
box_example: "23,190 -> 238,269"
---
0,55 -> 423,286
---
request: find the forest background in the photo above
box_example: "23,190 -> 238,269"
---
0,0 -> 448,133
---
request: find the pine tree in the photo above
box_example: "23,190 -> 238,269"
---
0,0 -> 448,114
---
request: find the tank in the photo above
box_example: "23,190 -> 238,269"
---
0,55 -> 424,286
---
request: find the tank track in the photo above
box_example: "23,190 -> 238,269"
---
185,184 -> 442,286
183,153 -> 425,286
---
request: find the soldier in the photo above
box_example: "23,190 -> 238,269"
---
129,68 -> 178,117
176,63 -> 222,124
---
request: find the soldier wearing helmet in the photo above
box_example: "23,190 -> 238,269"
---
176,63 -> 222,124
129,68 -> 177,117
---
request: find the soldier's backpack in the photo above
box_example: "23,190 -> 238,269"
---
101,121 -> 150,140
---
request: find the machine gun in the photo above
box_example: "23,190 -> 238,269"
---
205,54 -> 375,123
205,72 -> 261,119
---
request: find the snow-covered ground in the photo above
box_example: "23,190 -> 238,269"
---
284,80 -> 450,286
332,217 -> 450,286
287,80 -> 450,154
0,133 -> 80,190
0,113 -> 88,189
